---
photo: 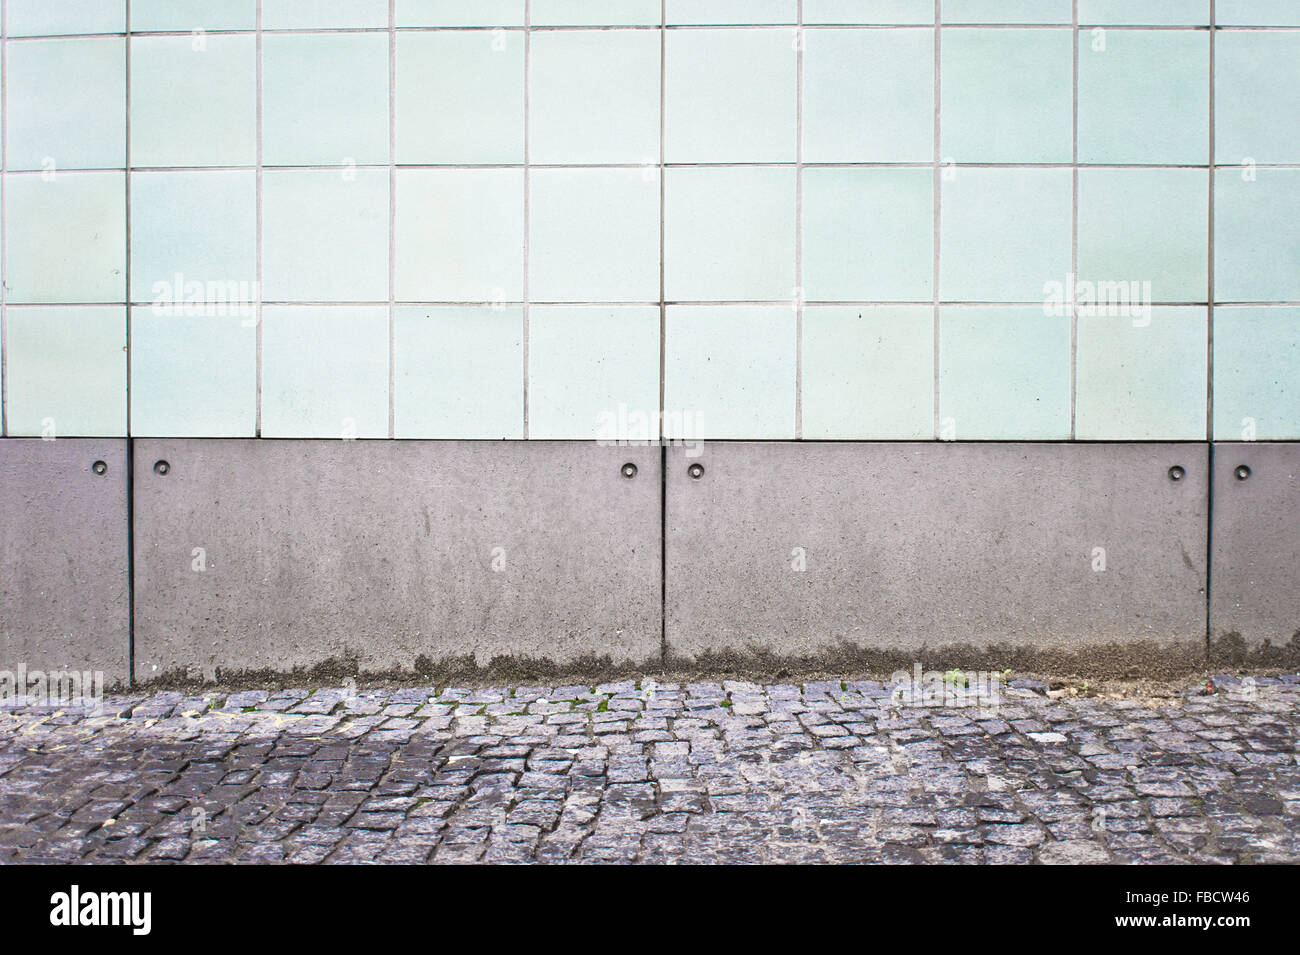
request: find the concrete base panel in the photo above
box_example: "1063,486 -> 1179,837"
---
1210,442 -> 1300,664
0,439 -> 129,686
665,443 -> 1209,677
132,440 -> 662,681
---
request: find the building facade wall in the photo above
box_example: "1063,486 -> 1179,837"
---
1,2 -> 1297,684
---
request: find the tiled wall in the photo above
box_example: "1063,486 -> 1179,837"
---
0,1 -> 1297,442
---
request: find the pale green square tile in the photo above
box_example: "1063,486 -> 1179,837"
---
1216,32 -> 1300,164
1076,308 -> 1208,440
532,1 -> 660,25
130,0 -> 257,31
664,306 -> 796,439
940,168 -> 1071,303
262,169 -> 388,302
129,308 -> 256,437
940,307 -> 1071,439
262,0 -> 389,28
802,168 -> 933,302
666,29 -> 796,162
394,169 -> 524,302
1215,169 -> 1300,302
529,169 -> 659,303
940,28 -> 1071,163
1213,307 -> 1300,439
6,0 -> 124,35
261,306 -> 389,438
665,167 -> 795,302
802,305 -> 933,439
262,33 -> 389,166
394,307 -> 523,438
943,0 -> 1071,23
1077,168 -> 1208,304
396,0 -> 524,25
130,170 -> 257,304
6,38 -> 124,171
802,28 -> 933,163
528,306 -> 660,439
4,172 -> 125,304
1078,29 -> 1208,164
530,30 -> 659,165
1217,1 -> 1300,25
395,31 -> 523,164
3,306 -> 125,437
1079,0 -> 1209,24
130,35 -> 257,167
666,1 -> 795,23
804,1 -> 934,24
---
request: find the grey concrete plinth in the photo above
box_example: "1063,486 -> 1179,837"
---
0,439 -> 129,686
1210,442 -> 1300,664
132,440 -> 662,681
665,443 -> 1209,677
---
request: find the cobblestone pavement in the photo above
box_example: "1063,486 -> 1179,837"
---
1,675 -> 1297,864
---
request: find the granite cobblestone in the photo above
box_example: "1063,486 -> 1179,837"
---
0,676 -> 1296,864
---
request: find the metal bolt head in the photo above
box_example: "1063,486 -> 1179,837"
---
688,463 -> 705,480
92,460 -> 107,476
1168,465 -> 1185,482
1235,464 -> 1251,481
154,460 -> 170,476
621,462 -> 637,479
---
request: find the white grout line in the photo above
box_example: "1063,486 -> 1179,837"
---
932,0 -> 941,440
522,1 -> 531,440
388,0 -> 397,440
22,298 -> 1265,309
12,24 -> 1295,40
1070,0 -> 1080,440
1208,1 -> 1217,442
254,0 -> 264,438
1,0 -> 7,438
658,0 -> 666,443
124,1 -> 132,440
13,160 -> 1299,173
794,0 -> 803,441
